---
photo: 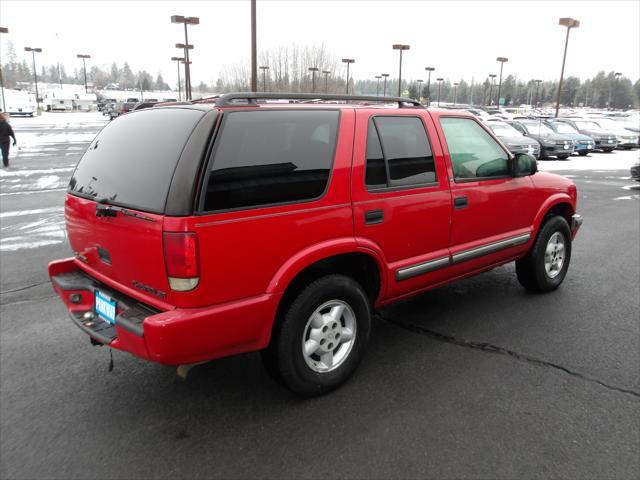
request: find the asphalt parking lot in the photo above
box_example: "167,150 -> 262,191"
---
1,113 -> 639,479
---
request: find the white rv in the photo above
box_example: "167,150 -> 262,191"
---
2,90 -> 37,116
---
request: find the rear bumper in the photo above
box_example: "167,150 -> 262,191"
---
48,258 -> 280,365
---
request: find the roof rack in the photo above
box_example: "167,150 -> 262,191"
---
212,92 -> 423,108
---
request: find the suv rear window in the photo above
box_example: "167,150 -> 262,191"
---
202,110 -> 339,212
68,108 -> 204,213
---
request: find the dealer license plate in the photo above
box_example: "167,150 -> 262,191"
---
95,291 -> 117,324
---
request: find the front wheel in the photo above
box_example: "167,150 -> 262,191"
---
557,155 -> 570,160
262,275 -> 371,396
578,151 -> 589,156
516,216 -> 572,293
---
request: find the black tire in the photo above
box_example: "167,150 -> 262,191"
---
261,274 -> 371,396
578,151 -> 589,156
516,216 -> 572,293
557,155 -> 570,160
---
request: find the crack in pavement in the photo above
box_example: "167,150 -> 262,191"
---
377,313 -> 640,399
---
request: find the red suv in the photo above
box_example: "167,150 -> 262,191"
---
49,93 -> 583,396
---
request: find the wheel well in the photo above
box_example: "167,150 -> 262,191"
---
274,253 -> 381,331
545,202 -> 574,225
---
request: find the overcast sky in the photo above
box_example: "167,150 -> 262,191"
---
1,0 -> 639,87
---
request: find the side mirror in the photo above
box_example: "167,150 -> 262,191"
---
513,153 -> 538,177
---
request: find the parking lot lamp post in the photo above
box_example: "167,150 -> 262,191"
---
555,17 -> 580,117
425,67 -> 435,106
342,58 -> 354,94
171,15 -> 199,100
309,67 -> 319,93
381,73 -> 389,97
534,79 -> 542,107
259,65 -> 269,92
453,82 -> 459,106
24,47 -> 42,112
612,72 -> 622,109
496,57 -> 508,108
436,78 -> 443,106
0,27 -> 8,113
171,57 -> 184,101
175,43 -> 193,99
416,79 -> 423,100
322,70 -> 331,93
392,44 -> 410,96
489,74 -> 497,105
375,75 -> 381,96
76,54 -> 90,94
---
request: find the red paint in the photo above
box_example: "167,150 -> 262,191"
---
49,105 -> 579,367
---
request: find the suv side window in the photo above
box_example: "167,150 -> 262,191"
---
365,116 -> 436,190
440,117 -> 510,181
203,110 -> 339,212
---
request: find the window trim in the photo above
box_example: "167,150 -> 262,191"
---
196,108 -> 341,215
364,114 -> 439,193
439,115 -> 513,184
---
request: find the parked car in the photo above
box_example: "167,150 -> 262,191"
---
589,118 -> 639,149
485,119 -> 541,157
109,101 -> 137,120
631,162 -> 640,181
507,119 -> 575,159
545,120 -> 595,156
48,93 -> 582,396
554,118 -> 618,152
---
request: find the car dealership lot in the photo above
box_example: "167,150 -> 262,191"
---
1,114 -> 638,479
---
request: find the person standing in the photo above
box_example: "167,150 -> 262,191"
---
0,113 -> 17,168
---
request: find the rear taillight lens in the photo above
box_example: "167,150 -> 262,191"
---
163,232 -> 199,291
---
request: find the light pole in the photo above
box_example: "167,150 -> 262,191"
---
375,75 -> 381,96
259,66 -> 269,92
171,57 -> 184,101
171,15 -> 199,100
534,79 -> 542,107
322,70 -> 331,94
425,67 -> 435,106
612,72 -> 622,109
453,82 -> 459,106
381,73 -> 389,97
496,56 -> 508,108
0,27 -> 8,113
309,67 -> 319,93
24,47 -> 42,112
555,17 -> 580,117
416,79 -> 423,100
76,54 -> 90,94
488,74 -> 496,106
392,44 -> 410,96
436,78 -> 443,106
342,58 -> 354,94
250,0 -> 257,92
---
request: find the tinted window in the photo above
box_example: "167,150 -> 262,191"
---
365,116 -> 436,189
203,110 -> 339,211
68,108 -> 204,213
440,117 -> 510,180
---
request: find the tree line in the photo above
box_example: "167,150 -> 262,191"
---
2,40 -> 170,91
3,39 -> 639,108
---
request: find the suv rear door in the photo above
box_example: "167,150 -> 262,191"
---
352,110 -> 452,300
66,107 -> 206,308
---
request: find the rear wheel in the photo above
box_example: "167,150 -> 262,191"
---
516,216 -> 572,293
261,275 -> 371,396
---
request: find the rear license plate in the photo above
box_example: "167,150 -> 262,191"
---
95,290 -> 117,324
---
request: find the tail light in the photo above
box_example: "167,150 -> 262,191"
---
163,232 -> 199,291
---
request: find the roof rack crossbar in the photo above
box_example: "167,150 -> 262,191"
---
213,92 -> 423,108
